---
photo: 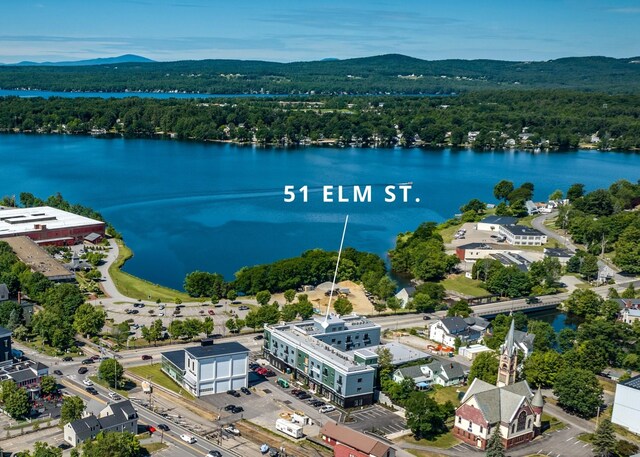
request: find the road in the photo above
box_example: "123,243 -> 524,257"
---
531,212 -> 577,251
60,375 -> 239,457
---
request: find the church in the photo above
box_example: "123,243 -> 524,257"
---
453,320 -> 544,450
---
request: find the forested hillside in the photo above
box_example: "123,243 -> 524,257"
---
2,54 -> 640,94
2,90 -> 640,149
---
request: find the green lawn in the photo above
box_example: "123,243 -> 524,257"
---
127,363 -> 195,400
402,431 -> 461,449
441,276 -> 488,297
438,223 -> 464,244
108,239 -> 198,303
429,385 -> 467,406
18,337 -> 83,358
541,413 -> 567,432
88,375 -> 133,397
143,442 -> 168,454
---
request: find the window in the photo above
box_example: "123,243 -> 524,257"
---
357,378 -> 362,383
458,416 -> 462,424
516,411 -> 527,432
480,426 -> 483,433
528,419 -> 532,429
511,424 -> 515,433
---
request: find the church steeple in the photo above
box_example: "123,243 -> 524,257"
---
497,319 -> 517,387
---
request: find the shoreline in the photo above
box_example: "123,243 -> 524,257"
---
2,130 -> 638,153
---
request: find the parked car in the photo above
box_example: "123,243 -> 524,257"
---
82,379 -> 93,386
180,434 -> 196,444
158,304 -> 165,310
423,315 -> 431,320
210,333 -> 223,339
231,301 -> 242,305
208,309 -> 215,315
147,425 -> 156,434
291,388 -> 302,395
255,367 -> 268,376
214,304 -> 223,308
207,451 -> 222,457
238,305 -> 250,310
227,389 -> 241,397
53,369 -> 63,376
312,401 -> 325,407
253,335 -> 264,340
249,363 -> 260,370
231,406 -> 244,414
298,393 -> 311,400
130,309 -> 139,314
264,370 -> 276,377
141,355 -> 153,360
319,405 -> 335,413
224,404 -> 236,411
241,387 -> 251,395
62,356 -> 73,362
90,355 -> 100,360
223,425 -> 241,436
57,443 -> 71,450
86,387 -> 98,395
78,367 -> 88,374
157,423 -> 169,431
81,359 -> 94,365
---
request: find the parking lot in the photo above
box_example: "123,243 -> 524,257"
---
328,405 -> 406,436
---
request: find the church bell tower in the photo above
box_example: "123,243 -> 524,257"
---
496,319 -> 517,387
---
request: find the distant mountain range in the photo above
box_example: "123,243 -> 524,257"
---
1,53 -> 640,93
3,54 -> 154,66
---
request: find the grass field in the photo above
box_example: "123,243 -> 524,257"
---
402,431 -> 461,449
441,276 -> 488,297
108,239 -> 197,303
127,363 -> 195,400
142,442 -> 168,454
89,375 -> 133,397
429,385 -> 467,406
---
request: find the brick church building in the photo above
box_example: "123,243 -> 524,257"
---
453,320 -> 544,450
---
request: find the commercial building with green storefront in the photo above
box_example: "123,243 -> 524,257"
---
263,314 -> 380,408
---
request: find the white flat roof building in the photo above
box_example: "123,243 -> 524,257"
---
0,206 -> 105,246
612,375 -> 640,435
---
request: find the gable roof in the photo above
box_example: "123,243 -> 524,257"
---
460,378 -> 533,425
321,422 -> 393,457
68,415 -> 101,442
513,330 -> 535,352
440,316 -> 469,334
395,365 -> 424,380
104,400 -> 137,420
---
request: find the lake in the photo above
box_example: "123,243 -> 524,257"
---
1,134 -> 639,290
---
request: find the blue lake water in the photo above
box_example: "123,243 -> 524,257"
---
1,134 -> 639,290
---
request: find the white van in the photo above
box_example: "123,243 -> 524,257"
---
319,405 -> 335,413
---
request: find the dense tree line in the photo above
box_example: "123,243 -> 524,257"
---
184,247 -> 386,296
390,222 -> 459,281
2,54 -> 640,94
557,179 -> 640,273
2,90 -> 640,149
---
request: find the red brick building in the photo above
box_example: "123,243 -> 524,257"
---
0,206 -> 105,246
320,422 -> 395,457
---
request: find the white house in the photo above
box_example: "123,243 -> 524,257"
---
499,225 -> 548,246
64,400 -> 138,447
476,216 -> 518,233
161,340 -> 249,397
612,375 -> 640,435
394,287 -> 416,308
393,359 -> 466,388
429,317 -> 491,349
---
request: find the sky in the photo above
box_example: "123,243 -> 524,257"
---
0,0 -> 638,63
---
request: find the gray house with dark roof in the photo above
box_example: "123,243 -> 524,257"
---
161,340 -> 249,397
64,400 -> 138,447
393,359 -> 467,388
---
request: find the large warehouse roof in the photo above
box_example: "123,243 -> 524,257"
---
0,206 -> 104,236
